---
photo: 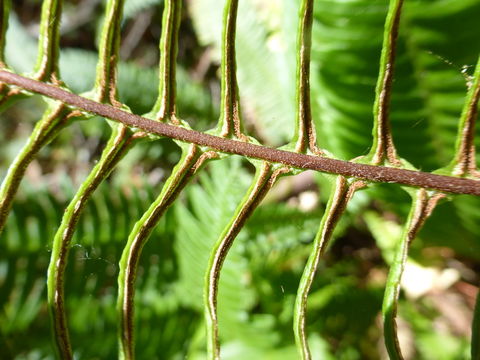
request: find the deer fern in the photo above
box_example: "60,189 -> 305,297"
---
0,0 -> 479,359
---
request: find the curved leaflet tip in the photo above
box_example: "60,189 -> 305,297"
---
293,177 -> 365,359
47,125 -> 137,359
382,189 -> 443,359
117,145 -> 217,360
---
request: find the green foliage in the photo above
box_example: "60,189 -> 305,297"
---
124,0 -> 163,19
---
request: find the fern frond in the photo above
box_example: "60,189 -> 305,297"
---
0,0 -> 479,358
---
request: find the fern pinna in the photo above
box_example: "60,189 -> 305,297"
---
0,0 -> 479,359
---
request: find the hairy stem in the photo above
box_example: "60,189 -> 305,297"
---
34,0 -> 63,82
115,3 -> 198,357
218,0 -> 245,139
151,0 -> 182,121
1,71 -> 480,196
293,177 -> 365,359
94,0 -> 125,104
47,1 -> 132,355
369,0 -> 404,165
47,125 -> 136,360
451,55 -> 480,177
382,189 -> 443,359
117,144 -> 215,360
293,0 -> 320,154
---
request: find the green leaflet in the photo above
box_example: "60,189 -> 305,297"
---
47,124 -> 136,359
117,144 -> 208,360
174,158 -> 286,357
1,0 -> 480,359
33,0 -> 63,81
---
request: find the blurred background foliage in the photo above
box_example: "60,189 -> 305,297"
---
0,0 -> 479,359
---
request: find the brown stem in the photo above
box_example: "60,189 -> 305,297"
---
371,0 -> 404,165
452,57 -> 480,177
1,71 -> 479,196
218,0 -> 245,139
294,0 -> 321,154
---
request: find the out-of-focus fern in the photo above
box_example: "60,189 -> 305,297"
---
0,159 -> 330,359
0,178 -> 199,359
310,0 -> 480,167
123,0 -> 163,19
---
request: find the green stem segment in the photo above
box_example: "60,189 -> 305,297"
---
114,2 -> 195,357
117,145 -> 215,360
116,3 -> 188,356
94,0 -> 125,104
0,103 -> 78,234
152,0 -> 182,121
0,0 -> 9,67
218,0 -> 244,139
46,0 -> 129,357
34,0 -> 64,82
369,0 -> 404,165
204,163 -> 289,359
450,55 -> 480,177
293,177 -> 365,360
293,0 -> 319,154
382,189 -> 443,360
47,125 -> 136,360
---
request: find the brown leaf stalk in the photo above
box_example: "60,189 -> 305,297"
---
1,71 -> 479,196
